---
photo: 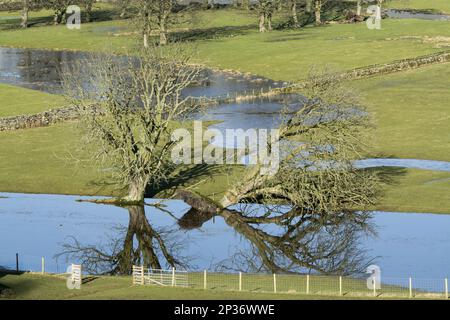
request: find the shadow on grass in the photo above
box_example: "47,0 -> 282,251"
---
367,164 -> 408,186
0,8 -> 123,31
145,163 -> 227,198
172,24 -> 256,42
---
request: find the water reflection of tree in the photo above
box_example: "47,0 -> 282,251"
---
57,205 -> 187,275
58,200 -> 374,277
177,192 -> 375,276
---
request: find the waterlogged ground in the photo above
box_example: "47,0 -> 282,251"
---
1,192 -> 450,283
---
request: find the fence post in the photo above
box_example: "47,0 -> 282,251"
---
273,274 -> 277,293
15,253 -> 19,272
306,275 -> 310,294
373,278 -> 376,297
203,270 -> 207,290
41,257 -> 45,274
445,278 -> 448,299
239,272 -> 242,291
409,277 -> 413,298
171,268 -> 175,287
339,276 -> 342,296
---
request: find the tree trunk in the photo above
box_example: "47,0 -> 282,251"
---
291,1 -> 298,27
267,13 -> 272,31
54,12 -> 60,25
243,0 -> 249,10
356,0 -> 362,16
20,0 -> 29,28
120,0 -> 129,18
85,2 -> 93,23
305,0 -> 312,13
124,178 -> 146,203
314,0 -> 321,25
259,12 -> 266,32
159,15 -> 167,46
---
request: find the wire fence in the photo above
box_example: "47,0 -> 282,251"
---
2,253 -> 449,299
0,252 -> 65,274
133,267 -> 450,299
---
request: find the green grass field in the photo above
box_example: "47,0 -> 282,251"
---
0,272 -> 353,300
0,84 -> 66,117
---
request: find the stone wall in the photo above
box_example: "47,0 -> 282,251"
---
284,51 -> 450,92
340,51 -> 450,80
0,106 -> 81,131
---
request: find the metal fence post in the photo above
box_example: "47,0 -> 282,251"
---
41,257 -> 45,274
445,278 -> 448,299
373,279 -> 376,297
203,270 -> 207,290
409,277 -> 413,298
239,272 -> 242,291
273,274 -> 277,293
339,276 -> 343,296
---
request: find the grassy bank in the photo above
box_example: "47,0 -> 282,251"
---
2,272 -> 431,300
355,63 -> 450,162
0,84 -> 66,117
0,272 -> 358,300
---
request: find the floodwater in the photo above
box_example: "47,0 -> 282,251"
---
386,9 -> 450,21
1,47 -> 450,172
0,47 -> 281,96
0,192 -> 449,283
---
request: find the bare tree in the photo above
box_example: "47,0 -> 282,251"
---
116,0 -> 130,18
63,46 -> 201,204
79,0 -> 94,22
133,0 -> 175,47
38,0 -> 74,24
290,0 -> 299,27
257,0 -> 278,32
217,69 -> 380,212
175,68 -> 380,239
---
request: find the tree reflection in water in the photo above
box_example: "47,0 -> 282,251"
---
58,201 -> 376,276
57,205 -> 187,275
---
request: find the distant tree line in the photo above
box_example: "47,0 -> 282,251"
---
0,0 -> 95,28
0,0 -> 387,43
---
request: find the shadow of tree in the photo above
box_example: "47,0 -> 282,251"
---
171,24 -> 256,42
145,163 -> 227,198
